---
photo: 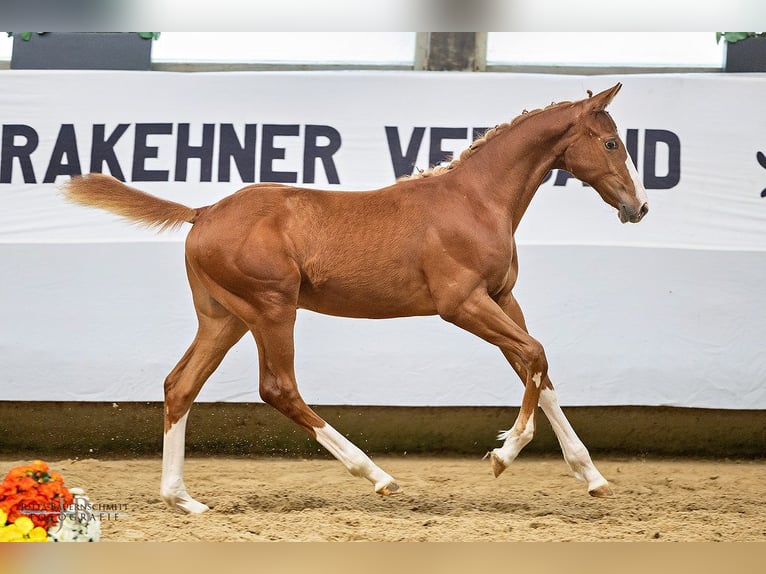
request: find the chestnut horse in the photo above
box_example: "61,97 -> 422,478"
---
62,83 -> 647,513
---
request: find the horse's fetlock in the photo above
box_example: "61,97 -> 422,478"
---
160,479 -> 184,506
519,423 -> 535,444
346,455 -> 371,478
566,445 -> 592,468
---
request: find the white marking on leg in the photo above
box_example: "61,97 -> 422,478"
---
161,412 -> 209,514
532,372 -> 542,389
314,423 -> 396,493
625,157 -> 648,205
493,413 -> 535,468
539,388 -> 609,493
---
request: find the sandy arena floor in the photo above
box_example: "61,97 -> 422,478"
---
3,456 -> 764,542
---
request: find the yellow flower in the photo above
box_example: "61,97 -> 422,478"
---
0,508 -> 7,525
0,523 -> 23,542
13,516 -> 34,535
27,526 -> 48,542
0,517 -> 49,542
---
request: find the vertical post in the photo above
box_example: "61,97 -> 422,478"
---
415,32 -> 487,71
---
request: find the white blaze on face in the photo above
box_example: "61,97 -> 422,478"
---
625,157 -> 648,205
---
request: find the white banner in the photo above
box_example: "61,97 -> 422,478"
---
1,71 -> 765,408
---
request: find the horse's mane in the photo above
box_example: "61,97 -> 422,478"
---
403,100 -> 574,180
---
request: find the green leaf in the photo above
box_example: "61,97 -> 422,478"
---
20,32 -> 32,41
722,32 -> 753,44
137,32 -> 160,40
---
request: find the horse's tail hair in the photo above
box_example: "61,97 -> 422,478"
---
61,173 -> 200,232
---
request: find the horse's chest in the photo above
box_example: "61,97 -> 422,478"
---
474,232 -> 514,271
476,236 -> 517,293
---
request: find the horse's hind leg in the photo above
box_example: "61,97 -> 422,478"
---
161,268 -> 248,513
246,292 -> 400,495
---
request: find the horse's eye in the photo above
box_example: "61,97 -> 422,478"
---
604,139 -> 618,150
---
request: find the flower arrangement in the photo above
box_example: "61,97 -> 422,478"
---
0,510 -> 48,542
0,460 -> 100,542
47,488 -> 101,542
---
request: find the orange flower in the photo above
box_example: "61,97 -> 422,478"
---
0,461 -> 73,530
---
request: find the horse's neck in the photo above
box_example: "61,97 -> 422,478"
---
457,108 -> 573,231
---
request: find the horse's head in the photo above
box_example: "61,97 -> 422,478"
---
560,83 -> 648,224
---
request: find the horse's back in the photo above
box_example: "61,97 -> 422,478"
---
190,182 -> 420,250
184,182 -> 440,318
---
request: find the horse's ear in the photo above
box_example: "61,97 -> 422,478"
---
586,83 -> 622,112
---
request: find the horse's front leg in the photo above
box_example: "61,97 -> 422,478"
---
437,288 -> 548,475
496,292 -> 612,497
538,380 -> 612,496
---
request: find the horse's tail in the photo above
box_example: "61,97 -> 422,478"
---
61,173 -> 200,231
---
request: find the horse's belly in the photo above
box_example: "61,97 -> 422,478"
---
297,277 -> 437,319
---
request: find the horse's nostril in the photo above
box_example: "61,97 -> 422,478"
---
639,203 -> 649,217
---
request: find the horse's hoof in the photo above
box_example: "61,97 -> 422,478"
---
588,483 -> 614,498
376,481 -> 402,496
163,492 -> 210,514
181,499 -> 210,514
490,451 -> 507,478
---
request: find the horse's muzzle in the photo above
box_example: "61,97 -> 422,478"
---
619,202 -> 649,224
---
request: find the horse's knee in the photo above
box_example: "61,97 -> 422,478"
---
517,340 -> 548,386
530,340 -> 548,369
163,374 -> 180,400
